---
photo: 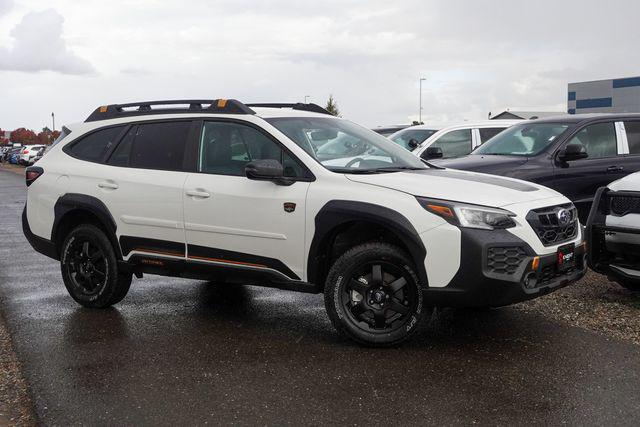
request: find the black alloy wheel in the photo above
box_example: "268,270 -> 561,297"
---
66,239 -> 108,296
61,224 -> 132,308
342,261 -> 418,333
324,242 -> 429,347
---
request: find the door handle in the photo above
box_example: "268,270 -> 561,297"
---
98,181 -> 119,190
606,166 -> 624,173
185,190 -> 211,199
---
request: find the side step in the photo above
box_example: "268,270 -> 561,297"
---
610,264 -> 640,279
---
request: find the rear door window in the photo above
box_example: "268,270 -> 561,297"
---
67,126 -> 124,162
624,121 -> 640,155
108,121 -> 191,171
478,127 -> 505,144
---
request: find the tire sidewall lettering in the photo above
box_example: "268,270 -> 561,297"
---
334,275 -> 345,320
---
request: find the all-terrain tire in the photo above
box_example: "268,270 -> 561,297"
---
60,224 -> 132,308
324,242 -> 430,347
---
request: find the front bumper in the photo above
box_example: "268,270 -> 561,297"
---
424,228 -> 586,307
586,187 -> 640,282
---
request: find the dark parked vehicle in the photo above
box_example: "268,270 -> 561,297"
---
434,114 -> 640,222
0,146 -> 10,162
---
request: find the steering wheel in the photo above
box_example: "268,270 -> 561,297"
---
345,157 -> 364,168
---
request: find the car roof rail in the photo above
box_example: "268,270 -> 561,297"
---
84,99 -> 256,122
245,103 -> 333,116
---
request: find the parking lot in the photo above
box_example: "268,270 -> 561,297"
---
1,166 -> 639,425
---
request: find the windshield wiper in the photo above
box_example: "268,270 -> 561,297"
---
373,166 -> 427,172
419,158 -> 445,169
330,165 -> 436,174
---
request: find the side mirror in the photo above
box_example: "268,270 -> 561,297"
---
424,146 -> 444,159
245,159 -> 293,186
558,144 -> 588,162
407,138 -> 420,150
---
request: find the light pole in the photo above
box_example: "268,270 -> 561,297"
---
419,77 -> 426,124
51,112 -> 55,132
304,95 -> 310,104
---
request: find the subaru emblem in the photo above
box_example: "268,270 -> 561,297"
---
557,208 -> 571,225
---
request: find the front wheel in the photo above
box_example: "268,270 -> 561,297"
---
60,224 -> 132,308
324,242 -> 430,347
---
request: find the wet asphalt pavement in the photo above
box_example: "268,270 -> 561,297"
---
1,168 -> 640,425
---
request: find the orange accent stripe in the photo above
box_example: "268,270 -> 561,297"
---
188,255 -> 266,268
132,248 -> 184,257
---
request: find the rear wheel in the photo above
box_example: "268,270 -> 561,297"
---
324,242 -> 430,347
60,224 -> 131,308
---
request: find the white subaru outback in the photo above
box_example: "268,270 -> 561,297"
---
23,99 -> 586,346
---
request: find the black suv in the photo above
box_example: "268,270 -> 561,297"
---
434,114 -> 640,222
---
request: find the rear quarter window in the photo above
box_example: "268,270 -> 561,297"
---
65,126 -> 125,163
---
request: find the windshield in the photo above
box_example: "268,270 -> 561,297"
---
389,128 -> 438,151
473,122 -> 570,156
266,117 -> 427,173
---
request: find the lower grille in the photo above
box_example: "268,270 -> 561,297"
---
526,204 -> 578,247
538,265 -> 576,286
487,246 -> 527,275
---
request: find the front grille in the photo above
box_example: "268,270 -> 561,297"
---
486,246 -> 527,275
610,195 -> 640,216
526,204 -> 578,247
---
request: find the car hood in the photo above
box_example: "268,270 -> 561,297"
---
609,171 -> 640,191
431,154 -> 528,173
346,168 -> 562,208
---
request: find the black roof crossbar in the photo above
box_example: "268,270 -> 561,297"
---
85,99 -> 256,122
246,103 -> 333,116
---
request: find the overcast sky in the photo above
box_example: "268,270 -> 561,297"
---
0,0 -> 639,130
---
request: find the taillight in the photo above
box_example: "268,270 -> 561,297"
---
22,149 -> 28,154
25,166 -> 43,187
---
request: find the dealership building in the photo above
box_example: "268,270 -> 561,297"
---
568,76 -> 640,114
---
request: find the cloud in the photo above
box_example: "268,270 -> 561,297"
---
0,9 -> 95,75
1,0 -> 640,130
120,67 -> 150,76
0,0 -> 11,15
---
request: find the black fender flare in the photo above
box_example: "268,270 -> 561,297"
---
307,200 -> 428,290
52,193 -> 122,259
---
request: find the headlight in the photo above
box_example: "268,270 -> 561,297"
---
416,197 -> 516,230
